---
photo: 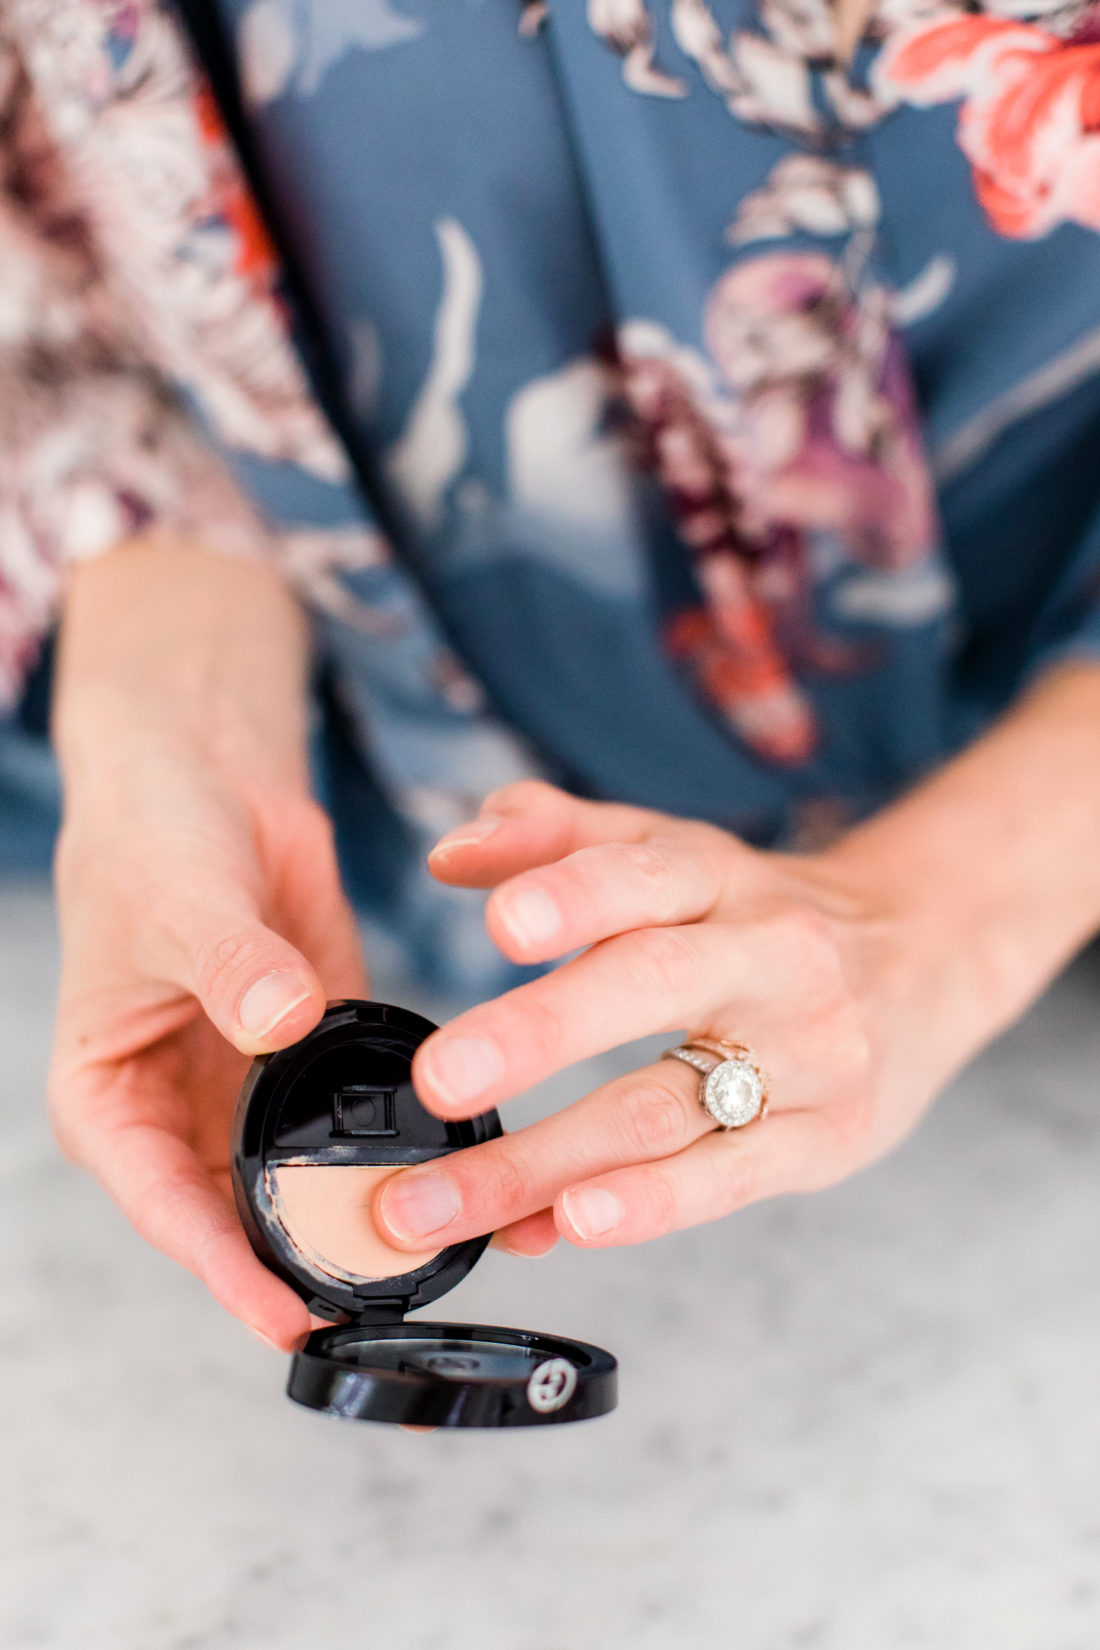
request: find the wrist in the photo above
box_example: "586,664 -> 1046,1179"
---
822,664 -> 1100,1067
54,534 -> 312,799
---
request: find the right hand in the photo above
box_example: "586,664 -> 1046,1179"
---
48,538 -> 368,1348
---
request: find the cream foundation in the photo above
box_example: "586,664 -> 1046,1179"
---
272,1165 -> 443,1282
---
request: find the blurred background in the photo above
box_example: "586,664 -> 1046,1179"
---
5,875 -> 1100,1650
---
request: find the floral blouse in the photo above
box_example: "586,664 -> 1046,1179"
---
200,0 -> 1100,825
2,0 -> 1100,978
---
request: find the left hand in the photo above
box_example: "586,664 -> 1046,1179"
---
372,780 -> 982,1259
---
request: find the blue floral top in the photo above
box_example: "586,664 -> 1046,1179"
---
193,0 -> 1100,978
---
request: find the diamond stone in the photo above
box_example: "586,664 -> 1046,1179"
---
704,1058 -> 764,1128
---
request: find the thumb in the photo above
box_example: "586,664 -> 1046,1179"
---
162,878 -> 327,1055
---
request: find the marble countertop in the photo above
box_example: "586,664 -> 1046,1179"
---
3,882 -> 1100,1650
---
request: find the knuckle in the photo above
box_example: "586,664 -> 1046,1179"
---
679,819 -> 735,880
482,778 -> 561,816
759,903 -> 854,1009
826,1081 -> 876,1160
619,1074 -> 692,1156
502,989 -> 565,1068
626,925 -> 700,1000
771,903 -> 839,969
481,1147 -> 535,1221
128,1162 -> 190,1249
830,1009 -> 874,1089
193,928 -> 259,1003
797,1001 -> 874,1108
707,1141 -> 758,1210
560,840 -> 676,921
617,841 -> 679,919
637,1166 -> 679,1235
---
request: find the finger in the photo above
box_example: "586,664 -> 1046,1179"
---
283,883 -> 369,1001
154,874 -> 327,1056
316,897 -> 369,998
377,1058 -> 712,1250
555,1107 -> 853,1248
485,829 -> 740,964
412,923 -> 738,1116
76,1112 -> 311,1348
254,804 -> 370,1000
427,780 -> 659,888
490,1209 -> 559,1257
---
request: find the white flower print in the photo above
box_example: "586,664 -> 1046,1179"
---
238,0 -> 425,108
729,155 -> 881,243
672,0 -> 822,131
386,219 -> 482,534
588,0 -> 688,96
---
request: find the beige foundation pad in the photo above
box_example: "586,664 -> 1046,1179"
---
272,1165 -> 443,1282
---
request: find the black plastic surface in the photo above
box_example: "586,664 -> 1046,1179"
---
231,1001 -> 502,1320
232,1000 -> 619,1427
288,1322 -> 618,1427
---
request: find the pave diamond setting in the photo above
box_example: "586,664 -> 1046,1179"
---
703,1057 -> 765,1129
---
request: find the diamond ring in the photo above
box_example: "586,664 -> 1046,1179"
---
660,1038 -> 769,1129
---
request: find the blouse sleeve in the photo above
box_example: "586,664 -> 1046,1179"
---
0,1 -> 402,718
0,27 -> 273,709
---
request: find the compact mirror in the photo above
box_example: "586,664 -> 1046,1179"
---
231,1000 -> 617,1427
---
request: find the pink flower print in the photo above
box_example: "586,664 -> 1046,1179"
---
704,253 -> 936,569
617,324 -> 821,762
617,250 -> 938,764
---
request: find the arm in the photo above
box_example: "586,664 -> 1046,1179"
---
829,660 -> 1100,1096
369,661 -> 1100,1256
50,534 -> 367,1346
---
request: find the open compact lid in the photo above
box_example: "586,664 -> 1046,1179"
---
287,1321 -> 617,1428
231,1001 -> 617,1427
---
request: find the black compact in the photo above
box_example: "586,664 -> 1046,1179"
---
231,1000 -> 617,1427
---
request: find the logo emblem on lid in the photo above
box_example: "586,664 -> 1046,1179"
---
527,1357 -> 578,1413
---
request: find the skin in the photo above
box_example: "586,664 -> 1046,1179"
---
372,671 -> 1100,1258
50,537 -> 366,1350
49,536 -> 1100,1347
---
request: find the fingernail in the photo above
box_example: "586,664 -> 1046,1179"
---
496,1238 -> 555,1259
499,886 -> 560,949
562,1186 -> 623,1240
248,1325 -> 282,1351
429,816 -> 502,857
238,972 -> 312,1039
419,1036 -> 502,1108
381,1171 -> 461,1240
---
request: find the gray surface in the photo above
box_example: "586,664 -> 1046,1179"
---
3,880 -> 1100,1650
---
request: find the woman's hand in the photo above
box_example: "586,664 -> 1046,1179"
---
49,537 -> 367,1348
375,665 -> 1100,1258
375,783 -> 906,1258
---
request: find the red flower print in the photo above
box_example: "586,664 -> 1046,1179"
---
194,83 -> 280,280
877,12 -> 1100,238
664,566 -> 821,764
618,328 -> 820,762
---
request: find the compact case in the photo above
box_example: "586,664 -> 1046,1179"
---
231,1000 -> 617,1427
